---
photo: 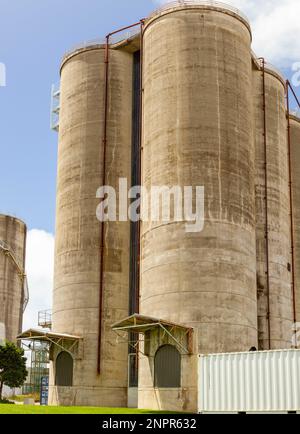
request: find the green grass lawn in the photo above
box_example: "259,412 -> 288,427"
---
0,404 -> 178,414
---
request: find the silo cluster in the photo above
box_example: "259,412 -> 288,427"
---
0,214 -> 27,343
49,1 -> 300,412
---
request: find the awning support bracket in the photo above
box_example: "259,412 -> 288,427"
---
158,324 -> 190,355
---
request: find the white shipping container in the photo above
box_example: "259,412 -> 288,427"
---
199,350 -> 300,413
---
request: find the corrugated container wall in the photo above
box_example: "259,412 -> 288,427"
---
0,215 -> 27,343
290,116 -> 300,327
139,5 -> 257,413
49,46 -> 133,407
253,67 -> 294,350
199,350 -> 300,413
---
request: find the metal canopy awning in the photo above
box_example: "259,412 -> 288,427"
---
17,329 -> 82,356
112,314 -> 193,354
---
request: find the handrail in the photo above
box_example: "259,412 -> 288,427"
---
62,28 -> 140,62
62,1 -> 250,63
38,310 -> 52,329
255,56 -> 286,84
148,0 -> 250,24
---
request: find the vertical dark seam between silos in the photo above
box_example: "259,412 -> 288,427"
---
261,59 -> 272,350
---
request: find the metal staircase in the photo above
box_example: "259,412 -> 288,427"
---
0,239 -> 29,312
50,83 -> 60,132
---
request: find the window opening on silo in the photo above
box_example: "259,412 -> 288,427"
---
55,351 -> 73,386
154,345 -> 181,388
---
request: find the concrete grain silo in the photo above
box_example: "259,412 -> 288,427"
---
49,44 -> 134,407
290,115 -> 300,327
0,215 -> 27,343
253,63 -> 294,350
139,2 -> 258,412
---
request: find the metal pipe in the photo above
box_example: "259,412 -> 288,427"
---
137,19 -> 145,315
134,18 -> 146,380
97,34 -> 110,376
19,228 -> 27,334
287,80 -> 300,109
286,81 -> 297,347
97,20 -> 146,375
107,21 -> 144,38
259,58 -> 272,350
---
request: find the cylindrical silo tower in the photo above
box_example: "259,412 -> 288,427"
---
139,2 -> 257,412
290,115 -> 300,328
253,63 -> 294,350
0,215 -> 27,343
49,43 -> 133,407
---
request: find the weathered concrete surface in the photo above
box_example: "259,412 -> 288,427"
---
290,116 -> 300,328
0,215 -> 26,343
50,47 -> 133,407
138,328 -> 198,413
140,6 -> 257,412
253,67 -> 293,350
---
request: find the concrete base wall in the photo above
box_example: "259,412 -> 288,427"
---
137,327 -> 198,413
138,387 -> 198,413
49,386 -> 127,407
128,388 -> 138,409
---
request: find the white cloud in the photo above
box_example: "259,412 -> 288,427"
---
151,0 -> 300,67
23,230 -> 54,331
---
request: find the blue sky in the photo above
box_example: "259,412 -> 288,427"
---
0,0 -> 154,233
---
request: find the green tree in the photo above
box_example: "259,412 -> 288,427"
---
0,342 -> 27,400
